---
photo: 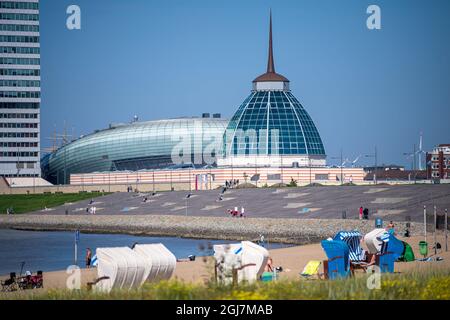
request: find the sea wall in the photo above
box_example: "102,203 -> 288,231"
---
0,215 -> 423,244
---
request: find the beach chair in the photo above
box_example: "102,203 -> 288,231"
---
214,241 -> 269,284
300,260 -> 322,279
334,231 -> 366,274
321,240 -> 351,280
386,234 -> 404,261
373,233 -> 403,273
31,271 -> 43,289
1,272 -> 17,292
398,242 -> 415,262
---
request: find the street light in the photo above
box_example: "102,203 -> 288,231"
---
185,193 -> 192,216
365,146 -> 378,185
330,148 -> 344,185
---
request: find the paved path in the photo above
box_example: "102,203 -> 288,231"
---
30,185 -> 450,222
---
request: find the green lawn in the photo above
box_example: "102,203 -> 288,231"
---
0,193 -> 109,214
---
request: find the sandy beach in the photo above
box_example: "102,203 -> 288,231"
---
1,234 -> 448,297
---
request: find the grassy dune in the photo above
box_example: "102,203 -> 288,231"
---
5,270 -> 450,300
0,193 -> 109,215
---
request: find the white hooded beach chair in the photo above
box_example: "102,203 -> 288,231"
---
95,247 -> 149,293
133,244 -> 177,282
213,241 -> 269,284
240,241 -> 269,282
364,228 -> 388,254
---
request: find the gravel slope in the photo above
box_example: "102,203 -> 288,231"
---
0,215 -> 423,244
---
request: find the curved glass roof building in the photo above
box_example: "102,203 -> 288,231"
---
42,118 -> 227,184
219,13 -> 326,168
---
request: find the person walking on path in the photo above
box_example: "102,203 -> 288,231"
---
359,206 -> 363,220
363,208 -> 369,220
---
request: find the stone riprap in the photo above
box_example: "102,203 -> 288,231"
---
0,215 -> 424,245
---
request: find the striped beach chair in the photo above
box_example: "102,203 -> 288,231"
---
333,231 -> 363,261
91,254 -> 98,267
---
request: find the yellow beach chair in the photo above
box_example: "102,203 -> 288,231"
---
300,260 -> 322,279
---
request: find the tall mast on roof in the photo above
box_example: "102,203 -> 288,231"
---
267,9 -> 275,74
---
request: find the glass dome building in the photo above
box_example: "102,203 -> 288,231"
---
42,117 -> 227,184
219,13 -> 326,168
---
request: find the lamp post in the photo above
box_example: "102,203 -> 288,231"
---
185,193 -> 191,216
365,146 -> 378,185
330,148 -> 344,185
152,170 -> 155,193
424,205 -> 427,243
309,157 -> 312,185
445,208 -> 448,252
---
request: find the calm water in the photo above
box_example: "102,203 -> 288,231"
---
0,229 -> 285,275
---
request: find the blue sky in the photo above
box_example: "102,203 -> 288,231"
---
40,0 -> 450,167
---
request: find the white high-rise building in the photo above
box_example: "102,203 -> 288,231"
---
0,0 -> 40,177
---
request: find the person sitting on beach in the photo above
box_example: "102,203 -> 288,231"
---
386,221 -> 395,235
86,248 -> 92,269
265,257 -> 274,272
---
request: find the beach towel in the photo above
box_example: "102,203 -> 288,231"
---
300,260 -> 321,277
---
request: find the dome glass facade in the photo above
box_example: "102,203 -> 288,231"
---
42,118 -> 227,184
225,90 -> 325,156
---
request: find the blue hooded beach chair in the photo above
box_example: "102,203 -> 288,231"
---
386,234 -> 404,261
376,233 -> 404,273
321,240 -> 351,280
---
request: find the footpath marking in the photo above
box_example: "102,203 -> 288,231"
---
283,202 -> 311,209
284,193 -> 309,199
161,202 -> 177,207
371,197 -> 409,204
201,205 -> 223,211
364,188 -> 389,194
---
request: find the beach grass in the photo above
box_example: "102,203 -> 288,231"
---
5,270 -> 450,300
0,192 -> 110,215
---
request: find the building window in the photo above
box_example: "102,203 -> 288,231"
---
315,174 -> 329,181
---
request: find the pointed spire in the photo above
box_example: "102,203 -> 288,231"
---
253,10 -> 289,86
267,9 -> 275,74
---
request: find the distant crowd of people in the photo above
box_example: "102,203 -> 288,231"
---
227,206 -> 246,218
359,206 -> 370,220
225,180 -> 239,189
